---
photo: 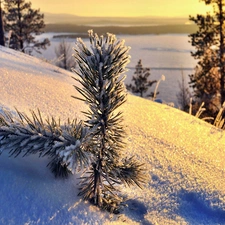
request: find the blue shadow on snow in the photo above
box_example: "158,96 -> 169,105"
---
177,190 -> 225,224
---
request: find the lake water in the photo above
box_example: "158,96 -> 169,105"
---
35,33 -> 197,106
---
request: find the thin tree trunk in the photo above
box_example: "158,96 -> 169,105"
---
218,0 -> 225,105
92,73 -> 106,208
17,1 -> 24,52
93,160 -> 102,206
63,44 -> 67,70
0,0 -> 5,46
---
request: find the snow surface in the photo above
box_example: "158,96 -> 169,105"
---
0,45 -> 225,225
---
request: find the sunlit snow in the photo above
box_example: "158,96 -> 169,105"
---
0,45 -> 225,224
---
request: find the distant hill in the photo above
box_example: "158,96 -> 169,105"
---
44,12 -> 190,26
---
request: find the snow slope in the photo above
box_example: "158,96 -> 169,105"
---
0,45 -> 225,225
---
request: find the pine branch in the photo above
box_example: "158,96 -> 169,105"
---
0,109 -> 88,177
113,157 -> 146,188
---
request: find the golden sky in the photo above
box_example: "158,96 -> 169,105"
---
31,0 -> 213,17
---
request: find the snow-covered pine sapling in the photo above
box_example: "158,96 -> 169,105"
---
72,30 -> 145,213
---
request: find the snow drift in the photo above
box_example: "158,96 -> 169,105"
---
0,45 -> 225,224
